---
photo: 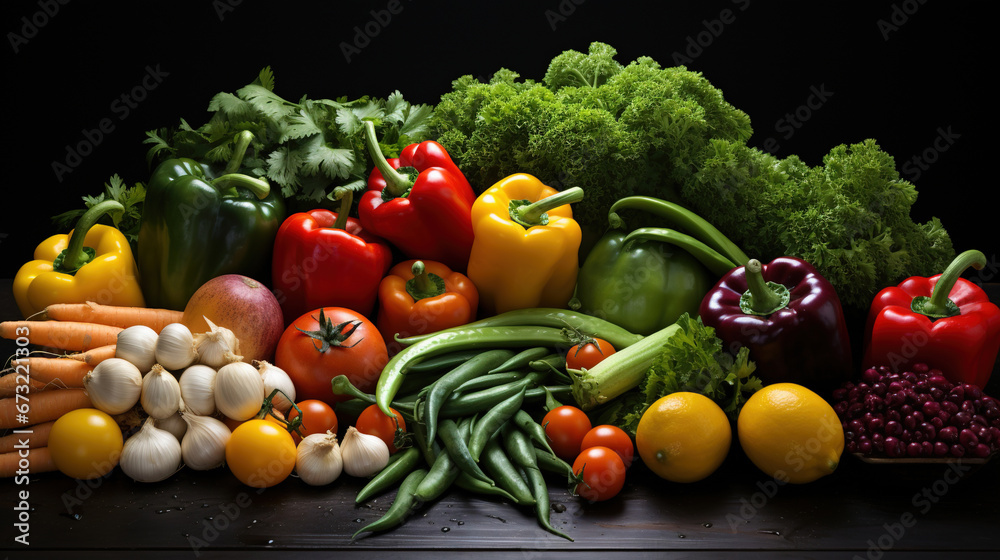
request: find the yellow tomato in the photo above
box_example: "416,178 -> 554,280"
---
48,408 -> 124,480
225,419 -> 297,488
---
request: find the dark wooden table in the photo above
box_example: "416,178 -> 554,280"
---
3,280 -> 999,558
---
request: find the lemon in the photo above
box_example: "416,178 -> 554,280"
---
737,382 -> 844,484
635,392 -> 732,483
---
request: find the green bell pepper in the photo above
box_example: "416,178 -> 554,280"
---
137,130 -> 286,310
571,196 -> 749,336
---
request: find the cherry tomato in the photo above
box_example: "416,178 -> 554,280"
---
581,424 -> 635,468
275,307 -> 389,405
566,338 -> 616,371
47,408 -> 123,480
355,404 -> 406,453
226,419 -> 297,488
287,400 -> 338,444
542,405 -> 592,461
572,445 -> 626,502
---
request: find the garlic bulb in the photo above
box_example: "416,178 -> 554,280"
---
178,364 -> 218,416
82,357 -> 143,415
194,317 -> 243,368
141,364 -> 182,419
154,411 -> 187,442
257,361 -> 296,414
115,325 -> 159,372
214,361 -> 265,421
120,418 -> 183,482
179,413 -> 231,470
295,431 -> 343,486
155,323 -> 199,371
340,426 -> 390,477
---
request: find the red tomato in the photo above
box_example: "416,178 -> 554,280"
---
581,424 -> 634,468
542,405 -> 593,461
287,400 -> 339,444
572,446 -> 626,502
275,307 -> 388,405
356,404 -> 407,453
566,338 -> 616,371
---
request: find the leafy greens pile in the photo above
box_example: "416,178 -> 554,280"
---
596,313 -> 763,437
430,42 -> 955,312
145,67 -> 434,207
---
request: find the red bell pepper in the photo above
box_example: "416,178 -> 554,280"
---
863,249 -> 1000,388
699,256 -> 854,392
358,120 -> 476,272
271,190 -> 393,325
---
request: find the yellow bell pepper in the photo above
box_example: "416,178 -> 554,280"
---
467,173 -> 584,315
13,201 -> 145,318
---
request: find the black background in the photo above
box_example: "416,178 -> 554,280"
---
1,0 -> 994,282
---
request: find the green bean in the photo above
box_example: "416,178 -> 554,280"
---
438,418 -> 494,486
522,385 -> 573,407
454,470 -> 518,503
488,346 -> 552,374
436,370 -> 544,419
512,409 -> 556,458
422,349 -> 515,444
395,308 -> 644,350
355,446 -> 423,504
377,326 -> 576,418
453,370 -> 528,394
411,440 -> 460,505
404,348 -> 482,373
502,424 -> 573,541
396,368 -> 451,397
330,376 -> 417,421
351,467 -> 428,541
479,434 -> 535,506
533,446 -> 584,488
528,353 -> 566,372
467,386 -> 527,461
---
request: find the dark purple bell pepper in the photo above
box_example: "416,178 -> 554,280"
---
699,257 -> 853,392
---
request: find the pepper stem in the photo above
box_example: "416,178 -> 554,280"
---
331,188 -> 354,230
912,249 -> 986,319
739,259 -> 791,316
363,120 -> 415,198
211,173 -> 271,200
511,187 -> 585,228
224,130 -> 255,175
405,261 -> 447,301
54,200 -> 125,274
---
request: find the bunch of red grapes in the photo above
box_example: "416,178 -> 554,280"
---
832,363 -> 1000,459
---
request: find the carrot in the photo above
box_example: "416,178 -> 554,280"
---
0,388 -> 92,430
0,447 -> 56,478
0,320 -> 123,352
65,344 -> 118,366
0,374 -> 54,398
41,301 -> 184,333
0,420 -> 54,453
0,357 -> 91,389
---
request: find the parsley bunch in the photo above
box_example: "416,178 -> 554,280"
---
145,67 -> 434,207
52,174 -> 146,250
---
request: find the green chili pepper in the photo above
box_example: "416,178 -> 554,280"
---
467,386 -> 527,461
479,434 -> 536,506
351,467 -> 428,541
501,424 -> 573,541
404,349 -> 484,373
421,349 -> 515,445
355,446 -> 423,504
439,370 -> 546,419
533,446 -> 584,488
488,347 -> 553,374
453,370 -> 528,394
438,418 -> 494,486
511,409 -> 557,458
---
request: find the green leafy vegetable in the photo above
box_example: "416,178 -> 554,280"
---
145,67 -> 434,208
594,313 -> 762,437
51,174 -> 146,249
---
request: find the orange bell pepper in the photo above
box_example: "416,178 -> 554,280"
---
376,259 -> 479,354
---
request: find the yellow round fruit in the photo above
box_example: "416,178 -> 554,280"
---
635,392 -> 732,483
48,408 -> 123,480
737,382 -> 844,484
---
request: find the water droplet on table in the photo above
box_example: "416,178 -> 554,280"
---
441,527 -> 451,533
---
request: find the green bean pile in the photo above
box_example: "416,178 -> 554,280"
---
333,309 -> 644,542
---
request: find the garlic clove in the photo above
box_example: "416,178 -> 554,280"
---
178,364 -> 218,416
120,417 -> 183,483
214,361 -> 265,421
340,426 -> 390,477
194,316 -> 244,369
155,323 -> 199,371
257,361 -> 296,415
154,410 -> 188,442
179,412 -> 231,471
82,357 -> 143,415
